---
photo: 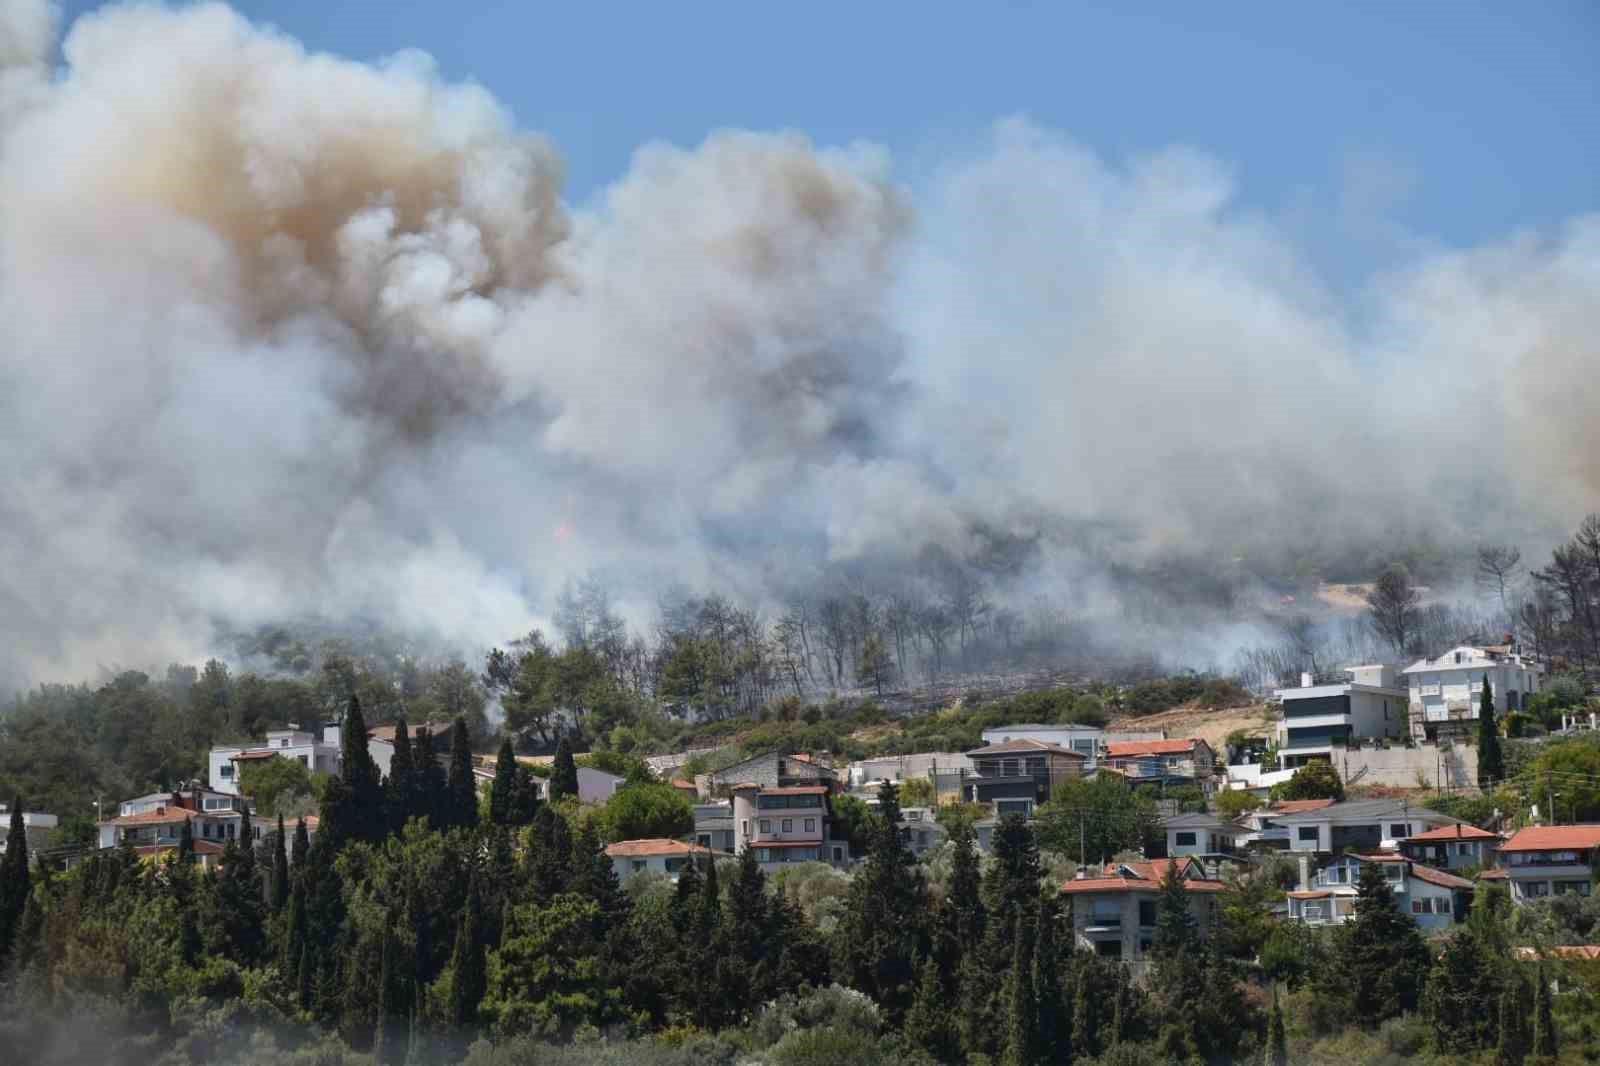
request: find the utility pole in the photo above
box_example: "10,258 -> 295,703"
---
1079,808 -> 1085,869
1547,773 -> 1556,826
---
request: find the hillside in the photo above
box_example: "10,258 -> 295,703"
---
1109,701 -> 1276,754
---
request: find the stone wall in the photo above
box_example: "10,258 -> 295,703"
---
1334,743 -> 1477,789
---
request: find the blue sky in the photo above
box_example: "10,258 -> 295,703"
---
57,0 -> 1597,250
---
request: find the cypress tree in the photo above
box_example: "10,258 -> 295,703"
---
1532,962 -> 1557,1057
1071,966 -> 1097,1061
292,816 -> 310,867
0,798 -> 30,965
1268,984 -> 1288,1066
271,813 -> 290,911
549,735 -> 579,803
1033,896 -> 1065,1060
208,834 -> 266,964
938,820 -> 985,983
1478,674 -> 1505,786
373,914 -> 398,1066
446,717 -> 479,831
489,738 -> 517,825
284,877 -> 309,979
414,727 -> 447,829
386,715 -> 416,834
1494,980 -> 1528,1066
177,816 -> 196,864
511,764 -> 542,825
1002,913 -> 1037,1066
447,877 -> 486,1029
324,693 -> 384,846
905,954 -> 961,1064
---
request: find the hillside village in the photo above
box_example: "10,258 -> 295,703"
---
4,633 -> 1600,1065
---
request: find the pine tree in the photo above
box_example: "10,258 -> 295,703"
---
0,798 -> 30,966
271,813 -> 290,911
446,717 -> 479,831
447,876 -> 486,1029
1002,913 -> 1037,1066
526,805 -> 572,902
938,819 -> 984,983
1532,962 -> 1557,1058
489,738 -> 518,825
207,833 -> 266,964
1342,860 -> 1430,1022
1478,674 -> 1505,786
1033,896 -> 1065,1060
832,779 -> 931,1025
1267,984 -> 1288,1066
1152,860 -> 1197,957
905,954 -> 961,1064
549,735 -> 579,803
386,714 -> 416,834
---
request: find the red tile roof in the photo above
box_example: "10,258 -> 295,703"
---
670,779 -> 697,790
229,750 -> 281,761
1501,825 -> 1600,852
1105,739 -> 1204,758
758,786 -> 830,796
1058,856 -> 1224,894
1405,823 -> 1500,842
1410,863 -> 1474,890
966,738 -> 1087,759
103,809 -> 192,827
1477,867 -> 1509,880
605,839 -> 716,858
1287,890 -> 1333,900
1270,799 -> 1337,814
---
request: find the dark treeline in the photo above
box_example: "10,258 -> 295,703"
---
5,729 -> 1594,1066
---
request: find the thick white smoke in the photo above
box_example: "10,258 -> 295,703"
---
0,0 -> 1594,689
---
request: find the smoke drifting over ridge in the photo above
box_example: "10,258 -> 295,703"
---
0,0 -> 1595,690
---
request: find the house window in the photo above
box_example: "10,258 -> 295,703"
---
996,800 -> 1032,818
1094,939 -> 1122,958
219,765 -> 234,779
1436,897 -> 1451,914
1554,881 -> 1592,897
1384,864 -> 1403,882
804,818 -> 816,833
755,848 -> 770,862
1090,901 -> 1122,928
632,860 -> 645,872
1174,832 -> 1197,847
1138,900 -> 1158,926
698,835 -> 711,848
1389,824 -> 1409,839
782,819 -> 793,833
1521,882 -> 1551,899
1025,757 -> 1046,775
741,820 -> 750,839
1297,827 -> 1319,843
1411,899 -> 1433,914
1001,759 -> 1019,777
759,819 -> 771,834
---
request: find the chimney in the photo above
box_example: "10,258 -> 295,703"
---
1297,855 -> 1311,892
1300,672 -> 1314,688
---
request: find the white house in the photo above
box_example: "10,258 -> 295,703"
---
1403,644 -> 1544,739
848,752 -> 973,789
1059,858 -> 1224,965
96,787 -> 261,867
210,726 -> 341,795
1274,665 -> 1409,769
0,805 -> 58,855
979,725 -> 1165,771
1162,812 -> 1245,858
897,807 -> 948,857
1286,852 -> 1472,931
605,838 -> 720,882
1268,798 -> 1459,854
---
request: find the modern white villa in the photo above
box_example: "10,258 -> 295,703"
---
1274,665 -> 1409,769
1402,643 -> 1543,739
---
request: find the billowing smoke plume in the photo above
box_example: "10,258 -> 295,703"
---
1,0 -> 1595,689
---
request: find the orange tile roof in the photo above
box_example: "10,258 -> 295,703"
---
670,779 -> 698,790
605,839 -> 716,858
229,750 -> 281,761
1059,856 -> 1224,894
1501,825 -> 1600,852
1287,890 -> 1333,900
103,809 -> 192,827
1105,739 -> 1204,758
1405,823 -> 1500,842
759,785 -> 830,796
1270,799 -> 1337,814
1477,868 -> 1509,880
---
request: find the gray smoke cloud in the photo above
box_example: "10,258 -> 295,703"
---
1,0 -> 1595,689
